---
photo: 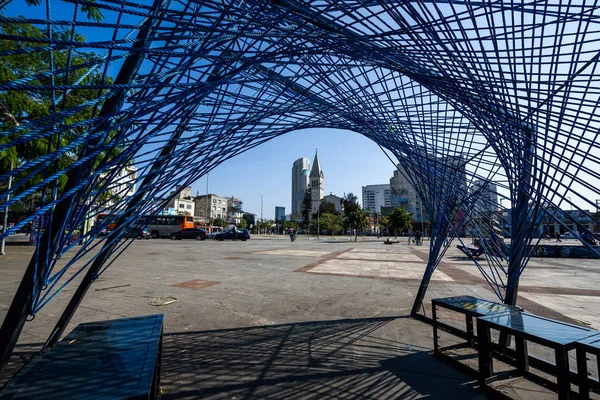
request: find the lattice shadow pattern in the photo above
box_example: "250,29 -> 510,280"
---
1,0 -> 600,369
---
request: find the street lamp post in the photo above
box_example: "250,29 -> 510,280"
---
317,202 -> 320,239
419,197 -> 425,240
259,193 -> 263,234
204,172 -> 209,232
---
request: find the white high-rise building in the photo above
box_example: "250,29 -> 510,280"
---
389,164 -> 425,222
362,184 -> 391,214
291,157 -> 310,216
309,150 -> 324,213
471,179 -> 499,214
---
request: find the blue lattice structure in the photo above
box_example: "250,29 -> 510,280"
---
2,0 -> 600,373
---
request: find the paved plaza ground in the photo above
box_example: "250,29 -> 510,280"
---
1,235 -> 599,398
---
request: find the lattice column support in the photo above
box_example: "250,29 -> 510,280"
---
0,0 -> 166,375
504,123 -> 536,307
410,208 -> 450,317
504,125 -> 536,305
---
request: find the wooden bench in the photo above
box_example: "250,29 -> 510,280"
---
1,314 -> 163,399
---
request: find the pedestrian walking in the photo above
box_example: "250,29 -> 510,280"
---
415,230 -> 422,246
232,225 -> 238,241
555,231 -> 562,242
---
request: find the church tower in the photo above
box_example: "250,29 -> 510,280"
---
310,150 -> 324,213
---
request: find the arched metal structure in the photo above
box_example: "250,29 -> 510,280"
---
2,0 -> 600,375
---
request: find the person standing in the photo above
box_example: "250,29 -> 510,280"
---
415,230 -> 422,246
232,225 -> 238,241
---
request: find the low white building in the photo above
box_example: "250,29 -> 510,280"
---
194,194 -> 229,224
166,185 -> 195,216
98,165 -> 138,209
389,164 -> 425,222
227,197 -> 244,225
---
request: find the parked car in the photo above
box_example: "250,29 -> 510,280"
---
213,228 -> 250,241
169,228 -> 208,241
562,231 -> 580,240
124,227 -> 151,240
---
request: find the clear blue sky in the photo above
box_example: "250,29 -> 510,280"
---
191,128 -> 398,220
4,2 -> 399,219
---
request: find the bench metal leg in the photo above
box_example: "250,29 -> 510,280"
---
432,302 -> 439,353
477,319 -> 493,386
466,315 -> 474,345
555,347 -> 571,400
515,337 -> 529,374
576,347 -> 589,400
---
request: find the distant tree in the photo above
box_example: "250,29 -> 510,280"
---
386,208 -> 412,237
212,218 -> 227,228
301,186 -> 312,228
322,213 -> 343,236
243,214 -> 255,229
259,219 -> 274,234
342,192 -> 367,241
379,216 -> 389,234
283,220 -> 296,231
0,18 -> 117,194
319,200 -> 338,215
239,218 -> 248,229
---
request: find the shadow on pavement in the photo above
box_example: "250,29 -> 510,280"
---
161,316 -> 485,399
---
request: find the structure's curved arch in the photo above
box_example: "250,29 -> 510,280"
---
2,0 -> 600,373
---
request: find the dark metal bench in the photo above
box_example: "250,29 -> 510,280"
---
576,333 -> 600,399
477,311 -> 597,399
432,295 -> 521,354
457,240 -> 507,261
0,314 -> 163,400
456,244 -> 485,259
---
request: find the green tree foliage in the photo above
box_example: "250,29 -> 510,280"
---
301,186 -> 312,227
0,17 -> 116,196
20,0 -> 104,22
212,218 -> 227,228
386,208 -> 412,236
342,192 -> 368,241
283,220 -> 297,231
319,199 -> 338,215
322,212 -> 343,235
239,218 -> 248,229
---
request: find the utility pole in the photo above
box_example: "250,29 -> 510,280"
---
317,202 -> 320,239
420,196 -> 425,240
259,193 -> 263,234
204,172 -> 209,232
1,161 -> 13,255
1,109 -> 18,255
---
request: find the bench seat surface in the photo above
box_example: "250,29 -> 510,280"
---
1,314 -> 163,400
